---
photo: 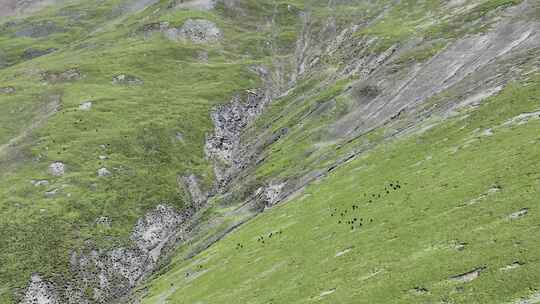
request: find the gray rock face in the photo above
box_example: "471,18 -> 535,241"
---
166,19 -> 223,43
131,205 -> 184,262
181,174 -> 206,206
64,205 -> 187,304
20,274 -> 60,304
330,3 -> 540,139
15,20 -> 64,38
48,162 -> 65,176
22,204 -> 189,303
263,182 -> 286,207
205,89 -> 270,189
174,0 -> 216,11
0,0 -> 59,17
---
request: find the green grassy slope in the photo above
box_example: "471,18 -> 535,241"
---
0,0 -> 539,303
0,0 -> 301,302
142,75 -> 540,304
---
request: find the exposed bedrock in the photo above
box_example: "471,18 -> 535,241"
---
139,18 -> 223,43
205,65 -> 275,191
332,2 -> 539,139
21,205 -> 191,304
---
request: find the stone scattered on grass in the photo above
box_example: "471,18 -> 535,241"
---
31,180 -> 50,187
95,216 -> 112,228
48,162 -> 65,176
335,248 -> 352,257
500,261 -> 524,271
482,128 -> 494,136
449,267 -> 485,283
112,74 -> 144,85
454,242 -> 467,251
79,101 -> 93,111
41,68 -> 82,83
197,50 -> 209,63
97,167 -> 112,177
0,86 -> 16,94
319,288 -> 336,298
508,208 -> 529,220
166,19 -> 223,43
409,287 -> 429,295
45,188 -> 59,197
174,132 -> 184,142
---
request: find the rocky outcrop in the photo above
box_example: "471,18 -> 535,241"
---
331,2 -> 539,140
173,0 -> 216,11
20,274 -> 60,304
139,19 -> 223,44
169,19 -> 222,43
205,88 -> 270,190
21,204 -> 190,303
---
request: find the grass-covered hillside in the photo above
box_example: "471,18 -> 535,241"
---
0,0 -> 299,302
142,75 -> 540,304
0,0 -> 538,303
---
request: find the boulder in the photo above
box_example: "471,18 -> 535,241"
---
166,19 -> 223,43
97,167 -> 112,177
0,86 -> 15,94
112,74 -> 144,85
79,101 -> 92,111
48,162 -> 65,176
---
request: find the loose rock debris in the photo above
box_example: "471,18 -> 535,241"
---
449,267 -> 485,283
508,208 -> 529,220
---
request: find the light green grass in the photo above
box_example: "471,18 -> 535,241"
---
142,75 -> 540,304
0,0 -> 302,302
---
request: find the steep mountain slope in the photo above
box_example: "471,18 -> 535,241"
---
0,0 -> 538,303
